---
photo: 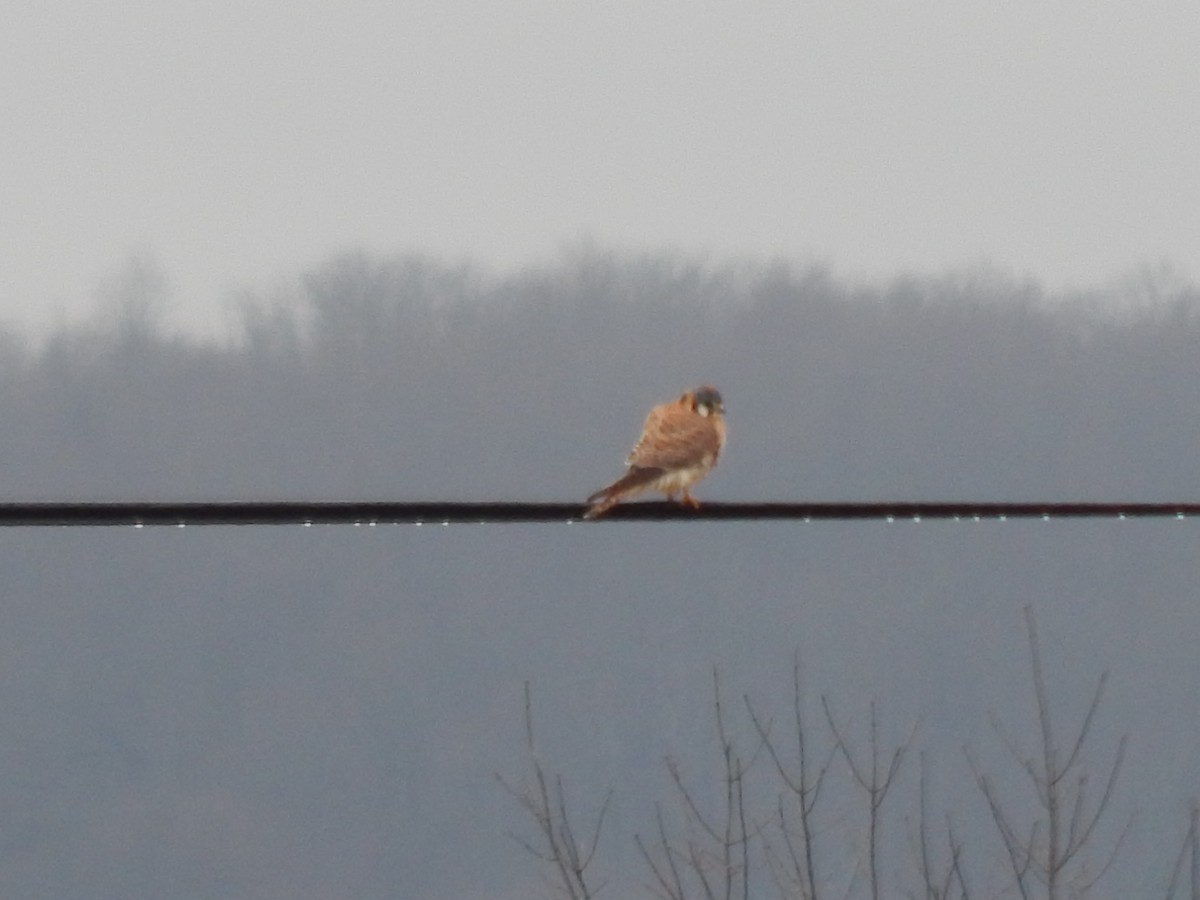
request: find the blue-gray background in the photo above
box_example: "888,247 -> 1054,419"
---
1,251 -> 1197,897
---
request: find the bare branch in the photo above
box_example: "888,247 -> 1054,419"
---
1163,803 -> 1200,900
688,838 -> 718,900
947,816 -> 970,900
645,667 -> 759,900
911,752 -> 935,900
966,747 -> 1032,900
907,753 -> 966,900
636,805 -> 687,900
1076,808 -> 1132,895
1065,735 -> 1127,861
1192,801 -> 1198,900
970,607 -> 1129,900
498,682 -> 609,900
666,755 -> 724,844
822,695 -> 911,900
746,650 -> 832,900
1062,670 -> 1109,776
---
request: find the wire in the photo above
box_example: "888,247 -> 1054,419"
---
0,501 -> 1196,526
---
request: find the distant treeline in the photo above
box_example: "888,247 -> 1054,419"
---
1,249 -> 1197,500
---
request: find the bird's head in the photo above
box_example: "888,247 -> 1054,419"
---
688,385 -> 724,417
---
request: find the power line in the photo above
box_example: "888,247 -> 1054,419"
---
0,501 -> 1197,527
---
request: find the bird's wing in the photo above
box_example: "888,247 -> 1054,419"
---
626,403 -> 721,470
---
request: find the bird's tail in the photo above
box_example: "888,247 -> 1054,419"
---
582,495 -> 619,520
583,466 -> 664,519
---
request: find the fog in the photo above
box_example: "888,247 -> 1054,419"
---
1,249 -> 1198,898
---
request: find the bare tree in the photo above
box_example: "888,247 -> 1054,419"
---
967,605 -> 1129,900
746,651 -> 837,900
822,696 -> 914,900
498,682 -> 611,900
636,668 -> 759,900
499,609 -> 1177,900
905,752 -> 969,900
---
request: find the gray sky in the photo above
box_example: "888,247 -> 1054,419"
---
3,1 -> 1197,336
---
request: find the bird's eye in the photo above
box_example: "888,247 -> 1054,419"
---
694,387 -> 722,411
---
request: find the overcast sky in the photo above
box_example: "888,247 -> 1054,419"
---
3,1 -> 1197,336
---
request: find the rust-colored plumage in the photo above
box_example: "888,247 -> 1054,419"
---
584,386 -> 726,519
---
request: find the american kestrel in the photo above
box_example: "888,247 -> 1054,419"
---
584,385 -> 726,519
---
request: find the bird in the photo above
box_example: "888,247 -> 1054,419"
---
584,385 -> 726,519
